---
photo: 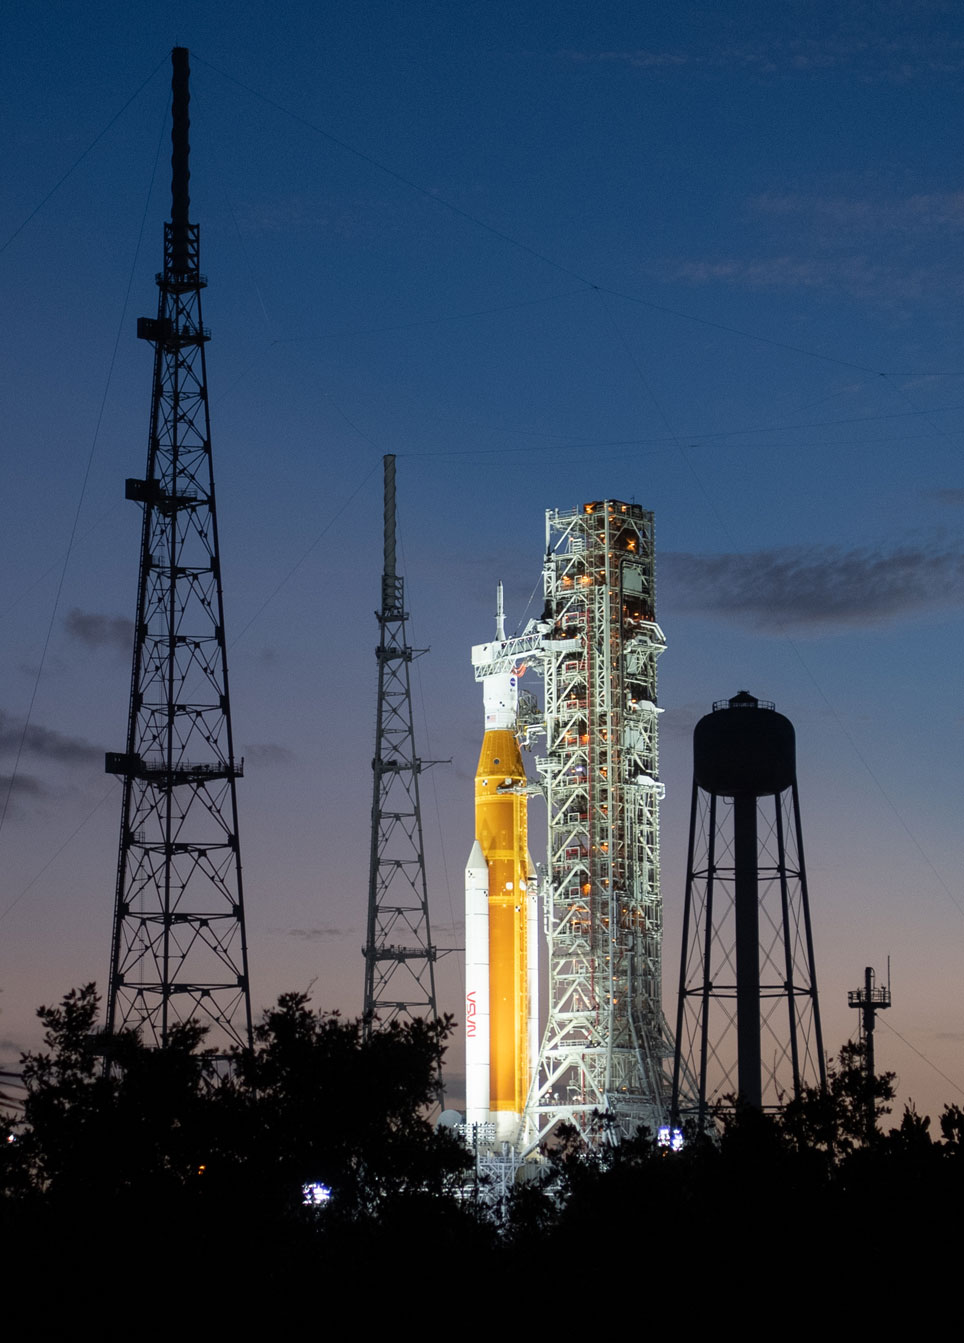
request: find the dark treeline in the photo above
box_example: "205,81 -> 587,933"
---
3,987 -> 962,1318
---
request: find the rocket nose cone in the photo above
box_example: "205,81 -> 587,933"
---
466,839 -> 488,876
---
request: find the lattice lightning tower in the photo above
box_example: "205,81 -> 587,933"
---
363,456 -> 441,1043
105,48 -> 252,1052
526,501 -> 672,1145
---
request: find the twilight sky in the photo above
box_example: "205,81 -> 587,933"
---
2,1 -> 964,1121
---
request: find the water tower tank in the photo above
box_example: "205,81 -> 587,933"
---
693,690 -> 796,798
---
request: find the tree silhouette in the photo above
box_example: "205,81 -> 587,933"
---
5,993 -> 964,1314
214,991 -> 468,1224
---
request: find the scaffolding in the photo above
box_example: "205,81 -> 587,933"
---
521,501 -> 671,1146
473,501 -> 672,1152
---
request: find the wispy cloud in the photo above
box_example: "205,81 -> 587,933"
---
661,540 -> 964,632
287,926 -> 349,942
557,22 -> 964,83
559,49 -> 687,69
232,193 -> 402,244
242,743 -> 294,765
752,190 -> 964,238
64,608 -> 132,653
0,714 -> 100,766
670,254 -> 957,302
0,772 -> 48,800
667,183 -> 964,303
659,702 -> 709,739
427,921 -> 462,940
926,488 -> 964,507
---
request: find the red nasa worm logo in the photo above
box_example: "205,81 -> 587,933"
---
466,990 -> 477,1037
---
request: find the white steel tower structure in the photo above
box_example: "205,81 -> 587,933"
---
469,501 -> 673,1153
525,501 -> 671,1145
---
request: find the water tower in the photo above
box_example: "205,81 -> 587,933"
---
671,692 -> 825,1123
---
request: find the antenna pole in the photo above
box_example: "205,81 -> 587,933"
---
363,456 -> 443,1098
848,965 -> 892,1142
105,47 -> 252,1053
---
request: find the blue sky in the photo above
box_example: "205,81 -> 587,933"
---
2,1 -> 964,1119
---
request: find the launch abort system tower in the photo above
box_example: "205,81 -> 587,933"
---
671,692 -> 825,1122
105,49 -> 252,1052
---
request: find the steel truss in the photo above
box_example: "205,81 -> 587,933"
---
524,502 -> 672,1146
363,456 -> 441,1051
469,502 -> 675,1150
106,49 -> 252,1053
672,768 -> 825,1123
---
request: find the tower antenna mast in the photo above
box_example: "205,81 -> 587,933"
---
848,964 -> 891,1142
363,456 -> 442,1083
105,47 -> 252,1052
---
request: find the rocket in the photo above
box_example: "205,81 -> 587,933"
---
465,585 -> 538,1142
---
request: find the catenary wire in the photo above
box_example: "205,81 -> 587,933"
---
878,1016 -> 964,1101
0,57 -> 167,257
0,104 -> 167,843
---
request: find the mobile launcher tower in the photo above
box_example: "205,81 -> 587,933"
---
467,501 -> 673,1153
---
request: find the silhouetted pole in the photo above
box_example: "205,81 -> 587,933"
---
848,965 -> 891,1142
363,457 -> 443,1102
733,792 -> 762,1108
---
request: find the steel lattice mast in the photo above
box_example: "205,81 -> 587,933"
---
363,456 -> 441,1046
105,48 -> 252,1052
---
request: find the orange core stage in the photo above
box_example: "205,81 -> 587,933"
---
474,728 -> 529,1116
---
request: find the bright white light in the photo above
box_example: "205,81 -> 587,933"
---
657,1125 -> 684,1152
302,1181 -> 332,1207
